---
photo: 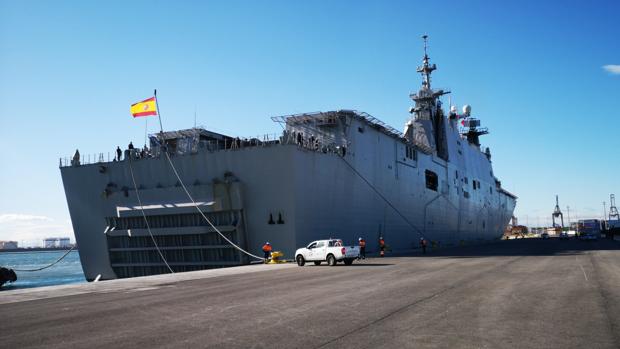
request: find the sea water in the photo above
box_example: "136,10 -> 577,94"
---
0,250 -> 85,290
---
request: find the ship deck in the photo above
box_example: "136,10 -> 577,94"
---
2,239 -> 620,349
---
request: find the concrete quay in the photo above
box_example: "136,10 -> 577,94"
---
1,238 -> 619,348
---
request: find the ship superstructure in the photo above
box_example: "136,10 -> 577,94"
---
60,37 -> 516,281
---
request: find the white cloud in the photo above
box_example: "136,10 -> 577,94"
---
602,65 -> 620,75
0,213 -> 52,223
0,213 -> 73,247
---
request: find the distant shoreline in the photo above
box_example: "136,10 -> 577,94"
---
0,247 -> 78,253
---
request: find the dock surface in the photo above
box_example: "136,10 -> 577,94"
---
2,238 -> 619,348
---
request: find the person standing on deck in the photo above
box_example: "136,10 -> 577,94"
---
115,146 -> 122,161
420,237 -> 428,254
71,149 -> 80,166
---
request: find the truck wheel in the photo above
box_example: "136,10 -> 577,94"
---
296,255 -> 305,266
313,261 -> 321,266
327,254 -> 336,266
344,258 -> 353,266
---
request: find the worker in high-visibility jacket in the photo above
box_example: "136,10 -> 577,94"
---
379,237 -> 386,257
358,238 -> 366,259
262,242 -> 272,263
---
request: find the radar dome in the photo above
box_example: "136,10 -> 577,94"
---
462,105 -> 471,116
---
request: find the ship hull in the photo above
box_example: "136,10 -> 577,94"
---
61,127 -> 515,281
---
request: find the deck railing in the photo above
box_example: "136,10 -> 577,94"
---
59,132 -> 345,168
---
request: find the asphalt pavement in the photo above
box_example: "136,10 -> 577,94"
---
1,238 -> 619,349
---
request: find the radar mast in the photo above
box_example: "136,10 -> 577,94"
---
417,34 -> 436,90
407,35 -> 450,161
409,35 -> 447,109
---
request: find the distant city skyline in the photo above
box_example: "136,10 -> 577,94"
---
1,1 -> 618,243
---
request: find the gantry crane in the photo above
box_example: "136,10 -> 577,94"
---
552,195 -> 564,233
610,194 -> 619,221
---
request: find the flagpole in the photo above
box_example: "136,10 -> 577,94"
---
144,117 -> 148,147
154,89 -> 164,133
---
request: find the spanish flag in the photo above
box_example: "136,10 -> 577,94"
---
130,97 -> 157,117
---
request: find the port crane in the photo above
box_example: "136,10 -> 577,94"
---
610,194 -> 619,221
552,195 -> 564,233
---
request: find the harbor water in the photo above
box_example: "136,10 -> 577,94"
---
0,250 -> 85,290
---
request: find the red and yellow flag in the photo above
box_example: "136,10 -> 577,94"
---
130,97 -> 157,117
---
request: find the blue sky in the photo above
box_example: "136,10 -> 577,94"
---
0,0 -> 618,245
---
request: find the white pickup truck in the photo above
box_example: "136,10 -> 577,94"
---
295,239 -> 360,266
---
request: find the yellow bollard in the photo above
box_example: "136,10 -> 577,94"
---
267,251 -> 287,264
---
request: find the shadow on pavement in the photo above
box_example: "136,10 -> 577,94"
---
340,263 -> 394,267
378,238 -> 620,259
303,263 -> 394,267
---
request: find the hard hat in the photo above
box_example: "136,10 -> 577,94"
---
266,242 -> 270,245
358,237 -> 362,241
379,236 -> 383,239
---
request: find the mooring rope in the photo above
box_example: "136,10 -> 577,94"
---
163,151 -> 265,261
127,153 -> 175,273
338,153 -> 425,239
12,245 -> 76,272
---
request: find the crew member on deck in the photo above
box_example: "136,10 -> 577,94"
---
115,146 -> 122,161
72,149 -> 80,166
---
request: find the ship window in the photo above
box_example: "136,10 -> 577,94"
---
425,170 -> 438,191
358,127 -> 364,133
490,186 -> 493,194
464,191 -> 470,198
405,146 -> 416,160
455,170 -> 459,179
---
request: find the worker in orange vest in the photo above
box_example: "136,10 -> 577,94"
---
262,242 -> 272,263
379,237 -> 386,257
358,237 -> 366,260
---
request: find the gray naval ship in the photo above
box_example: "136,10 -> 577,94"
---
60,37 -> 516,281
